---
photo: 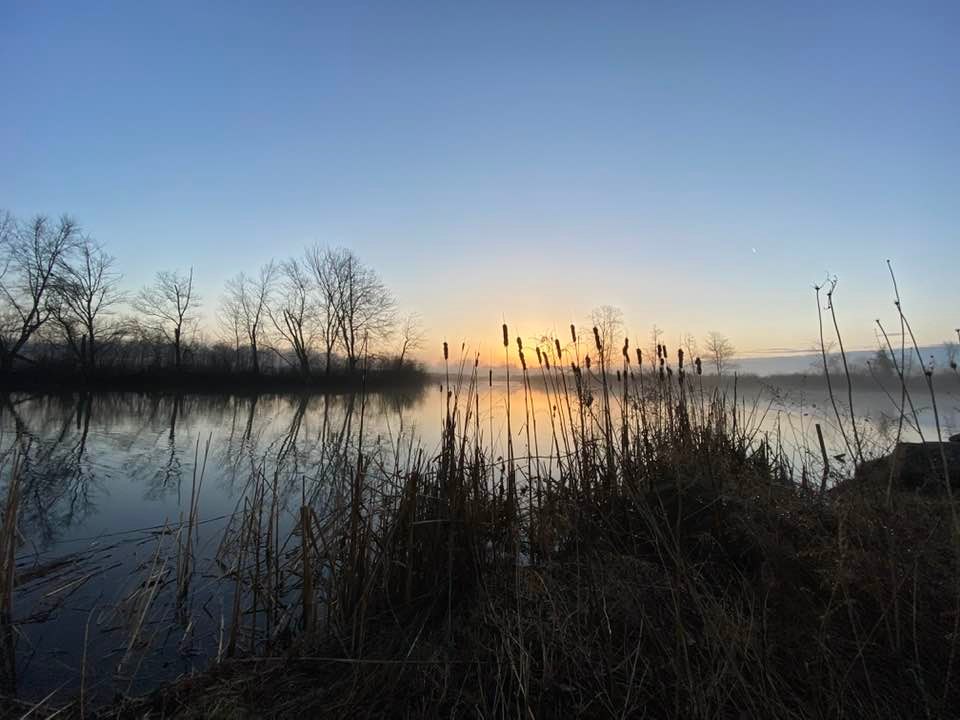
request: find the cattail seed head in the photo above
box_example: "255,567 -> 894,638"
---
519,349 -> 527,370
695,357 -> 702,375
555,338 -> 562,359
516,336 -> 523,352
585,355 -> 592,370
489,368 -> 493,386
536,346 -> 542,365
593,326 -> 602,352
570,324 -> 577,343
443,341 -> 449,360
656,344 -> 662,359
502,324 -> 509,347
636,348 -> 642,365
622,338 -> 629,359
544,355 -> 550,370
678,348 -> 684,368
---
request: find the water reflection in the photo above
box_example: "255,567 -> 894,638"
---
0,390 -> 427,554
0,380 -> 956,703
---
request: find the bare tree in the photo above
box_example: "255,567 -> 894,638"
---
590,305 -> 624,355
396,312 -> 426,366
0,213 -> 79,371
944,340 -> 958,371
222,262 -> 276,375
216,293 -> 244,370
306,246 -> 346,375
704,331 -> 736,376
133,268 -> 199,370
268,257 -> 317,376
648,324 -> 664,369
337,250 -> 396,372
50,235 -> 124,370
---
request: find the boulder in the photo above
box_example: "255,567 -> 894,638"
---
855,442 -> 960,491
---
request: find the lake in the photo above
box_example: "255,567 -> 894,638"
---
2,376 -> 958,704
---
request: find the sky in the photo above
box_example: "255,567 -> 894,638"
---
2,1 -> 958,363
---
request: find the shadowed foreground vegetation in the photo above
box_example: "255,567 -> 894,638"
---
1,323 -> 954,720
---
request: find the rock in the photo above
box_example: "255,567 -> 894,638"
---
855,442 -> 960,491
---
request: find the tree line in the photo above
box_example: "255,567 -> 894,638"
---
0,211 -> 426,380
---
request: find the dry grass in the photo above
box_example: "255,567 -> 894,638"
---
57,329 -> 956,720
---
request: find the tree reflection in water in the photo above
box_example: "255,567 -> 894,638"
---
0,386 -> 428,704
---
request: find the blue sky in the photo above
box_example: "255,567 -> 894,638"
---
2,1 -> 957,358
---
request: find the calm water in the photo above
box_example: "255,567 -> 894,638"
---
2,378 -> 957,703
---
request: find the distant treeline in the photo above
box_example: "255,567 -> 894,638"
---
0,211 -> 428,389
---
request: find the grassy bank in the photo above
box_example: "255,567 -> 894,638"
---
4,332 -> 959,719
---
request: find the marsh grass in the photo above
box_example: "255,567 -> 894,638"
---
42,320 -> 949,720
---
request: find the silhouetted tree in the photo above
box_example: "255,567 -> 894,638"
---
705,331 -> 736,376
223,262 -> 276,375
337,250 -> 396,372
396,312 -> 426,366
306,246 -> 346,375
871,344 -> 897,376
50,235 -> 124,370
590,305 -> 624,355
133,268 -> 199,370
0,212 -> 79,371
269,257 -> 317,376
217,292 -> 244,369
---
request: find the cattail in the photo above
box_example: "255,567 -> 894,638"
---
570,324 -> 577,343
678,348 -> 684,369
516,336 -> 523,353
544,354 -> 550,370
636,348 -> 642,365
502,324 -> 509,348
616,369 -> 621,382
585,355 -> 592,370
695,357 -> 702,375
593,326 -> 602,352
443,341 -> 448,361
555,338 -> 562,359
489,368 -> 493,386
622,338 -> 629,360
536,346 -> 542,365
656,344 -> 662,359
519,349 -> 527,370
